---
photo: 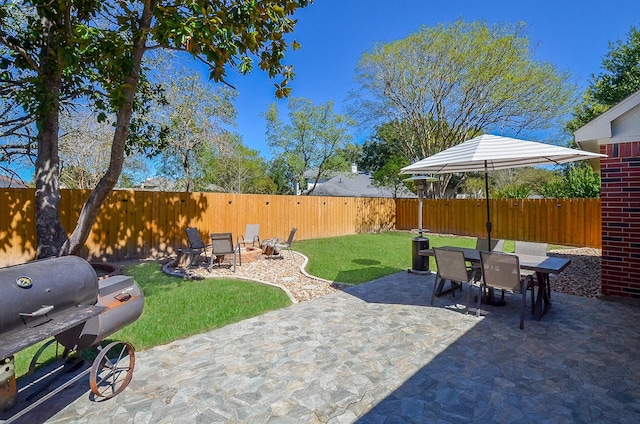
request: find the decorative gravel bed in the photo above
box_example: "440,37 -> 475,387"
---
163,247 -> 602,302
548,247 -> 602,298
164,252 -> 349,303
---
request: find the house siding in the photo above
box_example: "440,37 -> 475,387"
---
600,141 -> 640,297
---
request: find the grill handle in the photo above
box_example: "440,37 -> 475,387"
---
19,305 -> 54,317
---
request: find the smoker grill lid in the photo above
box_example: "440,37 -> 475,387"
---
0,305 -> 106,359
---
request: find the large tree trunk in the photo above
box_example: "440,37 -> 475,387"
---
63,2 -> 156,256
34,105 -> 68,258
34,21 -> 68,259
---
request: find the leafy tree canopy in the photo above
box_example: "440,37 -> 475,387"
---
153,62 -> 238,192
267,155 -> 296,195
0,0 -> 311,257
539,163 -> 601,198
458,165 -> 600,199
198,133 -> 277,194
568,25 -> 640,133
371,156 -> 412,199
265,97 -> 354,194
350,19 -> 575,197
358,122 -> 415,196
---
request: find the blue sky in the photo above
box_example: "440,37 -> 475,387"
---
202,0 -> 640,159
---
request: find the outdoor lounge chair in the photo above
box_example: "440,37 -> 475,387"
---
475,237 -> 504,252
184,227 -> 211,262
238,224 -> 260,247
209,232 -> 241,272
264,227 -> 297,260
475,237 -> 506,302
479,251 -> 533,329
514,241 -> 548,257
431,247 -> 481,313
515,241 -> 548,311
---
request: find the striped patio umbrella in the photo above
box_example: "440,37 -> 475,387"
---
400,134 -> 606,245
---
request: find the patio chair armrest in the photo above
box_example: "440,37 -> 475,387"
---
190,243 -> 212,251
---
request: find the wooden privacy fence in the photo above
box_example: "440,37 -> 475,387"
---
0,189 -> 600,267
0,189 -> 396,267
395,198 -> 601,248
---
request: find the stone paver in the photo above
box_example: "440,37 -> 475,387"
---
6,271 -> 640,423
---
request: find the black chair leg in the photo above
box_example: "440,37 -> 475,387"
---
465,282 -> 473,315
430,274 -> 441,305
530,284 -> 537,313
520,281 -> 530,329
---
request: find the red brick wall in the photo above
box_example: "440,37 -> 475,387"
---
600,141 -> 640,297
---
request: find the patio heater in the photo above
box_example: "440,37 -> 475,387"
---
405,175 -> 437,275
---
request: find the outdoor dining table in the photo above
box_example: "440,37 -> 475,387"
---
419,247 -> 571,321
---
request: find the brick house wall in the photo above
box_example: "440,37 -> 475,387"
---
600,141 -> 640,297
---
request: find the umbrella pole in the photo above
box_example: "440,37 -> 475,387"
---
484,160 -> 504,304
484,161 -> 492,246
418,188 -> 423,235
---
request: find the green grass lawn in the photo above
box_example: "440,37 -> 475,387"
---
13,262 -> 291,376
109,262 -> 292,349
294,231 -> 477,284
294,231 -> 567,285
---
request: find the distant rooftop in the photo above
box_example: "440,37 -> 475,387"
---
309,172 -> 416,199
0,175 -> 28,188
136,177 -> 178,191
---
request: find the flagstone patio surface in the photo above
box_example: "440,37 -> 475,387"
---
11,266 -> 640,423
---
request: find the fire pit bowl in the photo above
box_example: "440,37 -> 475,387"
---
90,262 -> 121,280
241,246 -> 263,263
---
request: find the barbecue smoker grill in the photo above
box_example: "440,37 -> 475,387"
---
0,256 -> 144,423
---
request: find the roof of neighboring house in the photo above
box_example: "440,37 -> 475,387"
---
302,169 -> 320,179
137,177 -> 178,191
308,173 -> 416,198
303,168 -> 334,185
0,175 -> 28,188
575,89 -> 640,149
574,89 -> 640,170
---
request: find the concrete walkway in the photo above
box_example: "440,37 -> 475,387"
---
9,271 -> 640,423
